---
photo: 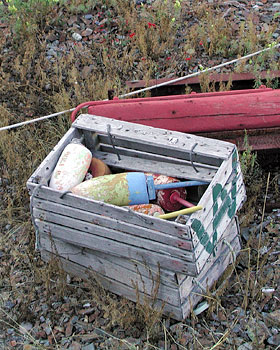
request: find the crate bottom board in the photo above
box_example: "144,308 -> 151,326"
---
39,227 -> 240,320
41,250 -> 184,320
40,234 -> 181,307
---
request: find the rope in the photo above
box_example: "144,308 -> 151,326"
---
1,43 -> 279,132
0,108 -> 76,132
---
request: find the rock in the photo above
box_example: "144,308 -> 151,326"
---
267,334 -> 280,345
237,343 -> 253,350
84,14 -> 93,20
70,341 -> 81,350
266,309 -> 280,326
65,321 -> 73,337
78,308 -> 95,315
47,48 -> 57,57
20,322 -> 33,334
23,345 -> 35,350
83,303 -> 91,308
246,318 -> 270,344
44,327 -> 52,336
72,33 -> 82,41
82,344 -> 95,350
82,28 -> 93,37
46,33 -> 58,42
5,300 -> 15,309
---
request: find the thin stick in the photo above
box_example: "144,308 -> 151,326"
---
253,172 -> 270,297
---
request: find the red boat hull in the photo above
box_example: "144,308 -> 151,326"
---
71,87 -> 280,151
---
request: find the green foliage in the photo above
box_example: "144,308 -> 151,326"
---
240,132 -> 262,186
2,0 -> 59,37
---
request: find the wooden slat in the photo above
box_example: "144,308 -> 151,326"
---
73,114 -> 234,165
27,184 -> 191,239
35,220 -> 198,275
33,208 -> 194,261
93,151 -> 215,182
191,171 -> 244,253
181,234 -> 241,319
40,235 -> 180,306
26,127 -> 81,186
98,144 -> 219,172
33,199 -> 193,252
178,217 -> 240,302
41,250 -> 183,320
186,149 -> 244,245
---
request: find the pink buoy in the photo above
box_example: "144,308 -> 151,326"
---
126,204 -> 164,217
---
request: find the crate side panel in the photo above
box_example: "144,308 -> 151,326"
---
40,236 -> 178,287
194,183 -> 245,272
33,208 -> 194,261
178,217 -> 240,303
181,234 -> 241,319
28,184 -> 191,239
93,151 -> 216,182
35,219 -> 197,275
73,114 -> 234,164
187,148 -> 246,270
40,235 -> 180,306
97,144 -> 219,171
41,250 -> 183,320
33,198 -> 193,252
192,172 -> 244,260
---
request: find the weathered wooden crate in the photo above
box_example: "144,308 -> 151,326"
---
27,114 -> 246,320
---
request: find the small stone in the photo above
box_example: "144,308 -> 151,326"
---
5,300 -> 15,309
7,328 -> 14,335
237,343 -> 253,350
44,327 -> 52,336
36,330 -> 46,338
40,316 -> 45,323
65,321 -> 73,337
83,303 -> 91,308
78,308 -> 95,315
46,33 -> 57,42
267,310 -> 280,326
47,49 -> 57,57
20,322 -> 33,334
72,33 -> 82,41
267,334 -> 280,345
23,345 -> 34,350
82,344 -> 95,350
70,315 -> 79,324
69,341 -> 81,350
84,14 -> 93,20
10,340 -> 17,347
82,28 -> 93,36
